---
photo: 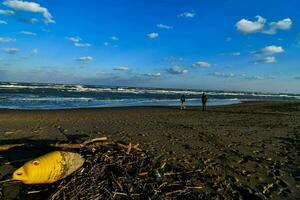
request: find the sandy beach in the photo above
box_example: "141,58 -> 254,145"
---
0,101 -> 300,199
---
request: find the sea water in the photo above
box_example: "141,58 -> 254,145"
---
0,82 -> 299,109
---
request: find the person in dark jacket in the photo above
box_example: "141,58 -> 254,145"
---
180,95 -> 186,110
201,93 -> 208,111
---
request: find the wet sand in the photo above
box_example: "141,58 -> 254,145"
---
0,101 -> 300,199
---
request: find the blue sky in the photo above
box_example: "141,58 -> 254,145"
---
0,0 -> 299,93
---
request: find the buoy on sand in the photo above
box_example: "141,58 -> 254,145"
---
12,151 -> 84,184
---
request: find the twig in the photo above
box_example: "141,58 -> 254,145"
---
0,137 -> 109,152
186,186 -> 203,190
0,144 -> 24,151
165,189 -> 185,196
82,137 -> 108,146
0,179 -> 13,184
112,192 -> 127,197
27,190 -> 44,194
164,169 -> 202,176
127,143 -> 132,154
138,172 -> 148,176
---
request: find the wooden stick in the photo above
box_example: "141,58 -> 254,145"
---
82,137 -> 108,146
0,137 -> 109,152
0,144 -> 25,151
164,169 -> 202,176
27,190 -> 44,194
165,189 -> 185,196
117,142 -> 142,152
112,192 -> 127,197
186,186 -> 203,190
126,143 -> 132,154
0,179 -> 17,184
138,172 -> 148,176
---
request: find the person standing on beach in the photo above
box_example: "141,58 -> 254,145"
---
201,93 -> 208,111
180,95 -> 186,110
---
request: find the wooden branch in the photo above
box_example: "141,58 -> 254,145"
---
0,137 -> 109,152
0,144 -> 25,151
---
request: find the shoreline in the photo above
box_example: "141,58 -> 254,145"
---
0,100 -> 298,112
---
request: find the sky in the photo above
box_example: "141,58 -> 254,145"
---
0,0 -> 299,93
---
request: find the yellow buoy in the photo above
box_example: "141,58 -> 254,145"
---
12,151 -> 84,184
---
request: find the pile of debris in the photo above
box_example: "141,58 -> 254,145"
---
1,139 -> 207,199
49,142 -> 205,199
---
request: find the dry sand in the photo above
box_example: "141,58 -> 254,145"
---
0,101 -> 300,199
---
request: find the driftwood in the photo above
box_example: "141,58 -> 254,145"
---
51,137 -> 109,149
0,137 -> 109,152
0,144 -> 25,151
0,137 -> 143,154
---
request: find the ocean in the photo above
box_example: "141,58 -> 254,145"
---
0,82 -> 299,109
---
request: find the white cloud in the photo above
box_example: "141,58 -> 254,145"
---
104,42 -> 109,46
263,18 -> 292,34
244,75 -> 264,80
163,56 -> 184,63
110,36 -> 119,41
192,61 -> 211,68
0,20 -> 7,24
28,17 -> 38,24
272,18 -> 292,30
262,56 -> 277,63
113,66 -> 129,71
20,30 -> 36,36
3,0 -> 55,24
0,9 -> 15,16
76,56 -> 93,64
236,15 -> 266,34
4,47 -> 19,54
251,56 -> 277,64
66,36 -> 91,47
147,32 -> 159,39
236,16 -> 292,35
240,74 -> 275,80
144,72 -> 161,78
157,24 -> 173,29
167,66 -> 188,75
178,12 -> 196,18
210,72 -> 235,78
65,36 -> 81,43
0,37 -> 15,43
74,43 -> 91,47
210,72 -> 225,77
252,45 -> 284,55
